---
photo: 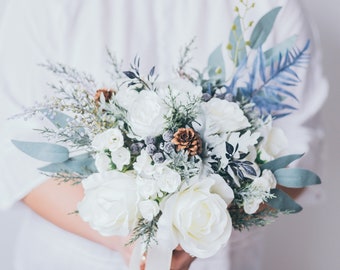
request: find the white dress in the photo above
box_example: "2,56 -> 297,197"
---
0,0 -> 328,269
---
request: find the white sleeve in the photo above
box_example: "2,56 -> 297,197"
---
273,1 -> 328,203
0,0 -> 67,209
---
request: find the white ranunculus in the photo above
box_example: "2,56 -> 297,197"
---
243,197 -> 263,215
136,175 -> 159,199
111,147 -> 131,171
255,169 -> 277,190
94,152 -> 112,172
126,90 -> 168,138
155,166 -> 181,194
139,200 -> 160,221
227,131 -> 260,154
201,98 -> 250,135
243,169 -> 277,214
260,126 -> 288,161
92,128 -> 124,152
133,149 -> 155,176
159,174 -> 234,258
77,171 -> 138,236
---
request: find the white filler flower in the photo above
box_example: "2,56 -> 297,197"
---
92,128 -> 124,152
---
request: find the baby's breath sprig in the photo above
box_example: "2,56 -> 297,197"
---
176,37 -> 196,82
41,61 -> 97,93
106,48 -> 124,80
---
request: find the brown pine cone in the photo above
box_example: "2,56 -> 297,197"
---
94,89 -> 114,104
171,127 -> 202,156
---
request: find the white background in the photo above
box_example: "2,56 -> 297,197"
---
0,1 -> 339,269
263,1 -> 340,270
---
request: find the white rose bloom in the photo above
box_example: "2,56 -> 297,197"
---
139,200 -> 160,221
92,128 -> 124,152
111,147 -> 131,171
157,79 -> 202,105
201,98 -> 250,136
159,174 -> 234,258
126,90 -> 168,138
260,126 -> 288,161
115,87 -> 139,110
78,171 -> 138,236
94,152 -> 111,172
156,166 -> 181,193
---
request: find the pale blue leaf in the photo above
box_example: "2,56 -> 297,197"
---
267,188 -> 302,213
12,140 -> 69,163
274,168 -> 321,188
39,153 -> 97,175
264,35 -> 297,65
250,7 -> 282,49
228,16 -> 247,66
208,44 -> 226,80
260,154 -> 303,172
40,109 -> 72,128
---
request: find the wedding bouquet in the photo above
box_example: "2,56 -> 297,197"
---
12,4 -> 320,269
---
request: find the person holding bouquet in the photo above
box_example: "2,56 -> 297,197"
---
0,0 -> 327,270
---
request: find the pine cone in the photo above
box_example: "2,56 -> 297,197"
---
171,127 -> 202,156
94,89 -> 114,104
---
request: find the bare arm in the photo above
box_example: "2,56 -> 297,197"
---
22,178 -> 134,265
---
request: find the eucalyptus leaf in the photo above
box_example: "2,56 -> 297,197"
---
264,35 -> 297,66
12,140 -> 69,163
39,153 -> 97,175
274,168 -> 321,188
267,188 -> 302,213
228,16 -> 247,66
250,7 -> 282,49
207,44 -> 226,80
40,109 -> 73,128
260,154 -> 303,172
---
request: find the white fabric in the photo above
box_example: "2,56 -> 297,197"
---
0,0 -> 327,269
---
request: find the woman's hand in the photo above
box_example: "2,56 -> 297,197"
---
170,246 -> 196,270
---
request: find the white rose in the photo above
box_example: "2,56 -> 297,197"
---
77,171 -> 138,236
126,90 -> 168,138
94,152 -> 111,172
157,79 -> 202,105
92,128 -> 124,152
114,84 -> 139,110
111,147 -> 131,171
155,166 -> 181,194
139,200 -> 160,221
260,127 -> 288,161
201,98 -> 250,135
159,174 -> 234,258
